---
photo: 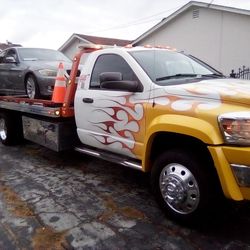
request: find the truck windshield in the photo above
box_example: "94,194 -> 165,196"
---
129,50 -> 222,85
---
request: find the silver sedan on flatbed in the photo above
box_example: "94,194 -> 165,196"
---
0,47 -> 72,99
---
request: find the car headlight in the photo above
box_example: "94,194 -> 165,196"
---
38,69 -> 57,77
218,112 -> 250,145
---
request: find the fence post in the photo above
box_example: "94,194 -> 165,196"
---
230,70 -> 236,78
231,66 -> 250,80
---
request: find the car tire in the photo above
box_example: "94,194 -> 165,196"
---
151,148 -> 222,226
25,75 -> 40,99
0,112 -> 23,145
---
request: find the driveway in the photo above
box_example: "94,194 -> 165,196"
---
0,142 -> 250,249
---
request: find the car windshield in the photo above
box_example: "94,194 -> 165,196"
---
18,48 -> 71,62
129,50 -> 222,85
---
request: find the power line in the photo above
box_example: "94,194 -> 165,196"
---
208,0 -> 215,7
87,4 -> 184,35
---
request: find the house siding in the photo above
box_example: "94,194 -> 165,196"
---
62,38 -> 84,60
59,34 -> 131,63
220,11 -> 250,74
136,7 -> 250,75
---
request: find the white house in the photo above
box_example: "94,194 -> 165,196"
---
132,1 -> 250,75
59,33 -> 131,60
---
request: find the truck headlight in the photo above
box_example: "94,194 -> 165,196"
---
38,69 -> 57,77
218,112 -> 250,145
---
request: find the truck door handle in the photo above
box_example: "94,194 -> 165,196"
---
82,98 -> 94,103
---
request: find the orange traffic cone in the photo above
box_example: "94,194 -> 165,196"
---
52,62 -> 66,103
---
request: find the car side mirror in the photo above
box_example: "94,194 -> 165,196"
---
5,56 -> 17,64
100,72 -> 143,92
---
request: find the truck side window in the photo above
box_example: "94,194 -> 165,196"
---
90,54 -> 138,89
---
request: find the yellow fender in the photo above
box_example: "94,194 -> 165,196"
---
141,114 -> 243,200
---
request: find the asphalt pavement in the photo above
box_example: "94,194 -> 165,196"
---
0,142 -> 250,249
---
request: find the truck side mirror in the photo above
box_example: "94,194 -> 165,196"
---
99,72 -> 143,92
100,72 -> 122,83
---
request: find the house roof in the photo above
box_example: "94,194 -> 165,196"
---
0,42 -> 22,51
132,1 -> 250,45
59,33 -> 132,51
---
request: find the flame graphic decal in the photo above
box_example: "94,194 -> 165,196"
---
89,94 -> 144,156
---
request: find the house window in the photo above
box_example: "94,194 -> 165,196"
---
193,9 -> 200,19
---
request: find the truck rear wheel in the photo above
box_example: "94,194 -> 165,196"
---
0,112 -> 23,145
151,149 -> 220,225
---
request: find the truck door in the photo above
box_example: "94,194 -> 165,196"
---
75,53 -> 150,160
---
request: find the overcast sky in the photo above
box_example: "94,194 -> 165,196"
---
1,0 -> 250,50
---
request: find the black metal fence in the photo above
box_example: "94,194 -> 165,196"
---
230,66 -> 250,80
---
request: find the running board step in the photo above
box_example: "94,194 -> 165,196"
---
75,146 -> 142,171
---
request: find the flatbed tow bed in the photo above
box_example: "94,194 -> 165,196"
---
0,96 -> 66,118
0,94 -> 77,151
0,46 -> 102,151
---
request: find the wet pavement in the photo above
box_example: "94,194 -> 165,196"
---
0,142 -> 250,249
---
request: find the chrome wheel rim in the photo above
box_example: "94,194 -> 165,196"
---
0,118 -> 7,140
159,163 -> 200,214
26,78 -> 36,99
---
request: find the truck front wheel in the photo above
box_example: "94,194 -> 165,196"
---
0,112 -> 23,145
151,149 -> 220,225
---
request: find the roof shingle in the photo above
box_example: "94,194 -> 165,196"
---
0,42 -> 22,51
75,33 -> 132,46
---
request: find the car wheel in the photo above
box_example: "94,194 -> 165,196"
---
0,112 -> 23,145
151,149 -> 221,225
25,75 -> 40,99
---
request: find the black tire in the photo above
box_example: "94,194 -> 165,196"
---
151,148 -> 222,225
0,112 -> 23,145
25,75 -> 40,99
